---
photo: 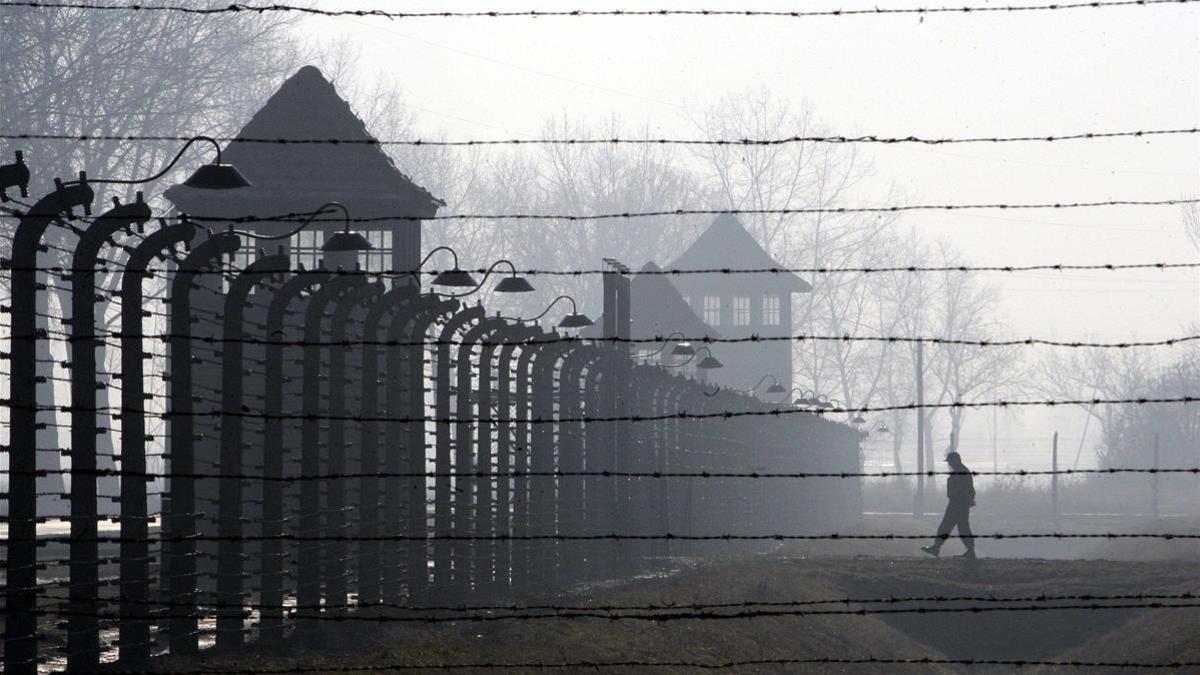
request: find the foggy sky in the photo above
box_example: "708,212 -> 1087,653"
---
290,0 -> 1200,471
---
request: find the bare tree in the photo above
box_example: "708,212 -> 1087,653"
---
1,2 -> 303,504
688,87 -> 902,420
926,244 -> 1025,455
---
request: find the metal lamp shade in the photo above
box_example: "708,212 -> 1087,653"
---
432,268 -> 478,287
850,414 -> 867,425
766,383 -> 786,394
322,230 -> 374,252
557,313 -> 594,329
182,163 -> 252,189
696,355 -> 723,369
670,342 -> 696,356
495,276 -> 535,293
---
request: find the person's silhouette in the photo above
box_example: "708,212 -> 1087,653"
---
921,451 -> 976,559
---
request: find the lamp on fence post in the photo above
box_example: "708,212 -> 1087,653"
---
3,135 -> 247,675
635,331 -> 694,365
439,258 -> 536,296
727,374 -> 787,397
411,245 -> 477,288
510,294 -> 595,330
662,346 -> 723,371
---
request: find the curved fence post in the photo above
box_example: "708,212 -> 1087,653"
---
5,176 -> 93,675
298,273 -> 365,630
64,193 -> 149,673
476,322 -> 533,595
357,286 -> 408,608
216,252 -> 289,649
117,221 -> 195,666
432,304 -> 485,599
165,231 -> 239,654
454,312 -> 508,597
261,267 -> 331,641
492,325 -> 539,591
384,294 -> 456,604
326,280 -> 383,613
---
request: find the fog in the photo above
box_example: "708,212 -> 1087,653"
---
1,0 -> 1199,672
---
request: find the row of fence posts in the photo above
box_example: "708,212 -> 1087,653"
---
1,163 -> 863,674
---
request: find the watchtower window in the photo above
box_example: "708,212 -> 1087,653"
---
290,229 -> 324,271
732,296 -> 751,326
762,295 -> 781,326
703,295 -> 721,325
763,294 -> 782,326
288,229 -> 393,273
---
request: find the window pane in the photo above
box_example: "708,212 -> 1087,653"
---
733,296 -> 750,326
762,295 -> 781,326
704,295 -> 721,325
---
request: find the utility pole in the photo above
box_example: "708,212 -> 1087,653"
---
1051,431 -> 1059,521
914,341 -> 925,518
992,407 -> 999,474
1153,433 -> 1160,518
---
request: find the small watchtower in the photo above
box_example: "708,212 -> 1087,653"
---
165,65 -> 442,275
666,214 -> 811,394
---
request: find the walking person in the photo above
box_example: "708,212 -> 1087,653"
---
921,451 -> 976,559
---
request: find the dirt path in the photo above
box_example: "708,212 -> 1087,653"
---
145,554 -> 1200,674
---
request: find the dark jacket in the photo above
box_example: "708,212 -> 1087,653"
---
946,469 -> 975,507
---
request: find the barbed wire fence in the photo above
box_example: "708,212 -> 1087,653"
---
1,156 -> 1197,674
3,1 -> 1200,673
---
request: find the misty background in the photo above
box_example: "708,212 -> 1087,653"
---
3,0 -> 1198,505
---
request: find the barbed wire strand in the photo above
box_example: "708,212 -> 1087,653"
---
14,532 -> 1200,544
1,395 -> 1192,424
6,260 -> 1200,277
1,0 -> 1195,20
3,199 -> 1195,225
5,465 -> 1200,482
5,126 -> 1199,147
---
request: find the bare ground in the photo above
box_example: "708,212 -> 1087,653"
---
145,552 -> 1200,674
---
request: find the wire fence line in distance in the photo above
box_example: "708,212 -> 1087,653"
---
5,466 -> 1200,483
60,198 -> 1194,225
2,0 -> 1196,20
22,532 -> 1200,544
6,260 -> 1200,278
5,126 -> 1199,147
3,395 -> 1192,424
69,330 -> 1200,350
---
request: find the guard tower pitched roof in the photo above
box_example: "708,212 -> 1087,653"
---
164,65 -> 442,232
666,213 -> 811,294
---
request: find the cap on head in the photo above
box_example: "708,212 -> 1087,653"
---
945,451 -> 962,464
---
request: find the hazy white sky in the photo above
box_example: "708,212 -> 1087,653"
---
292,0 -> 1200,469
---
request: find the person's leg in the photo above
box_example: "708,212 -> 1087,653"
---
957,507 -> 975,555
922,507 -> 955,556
